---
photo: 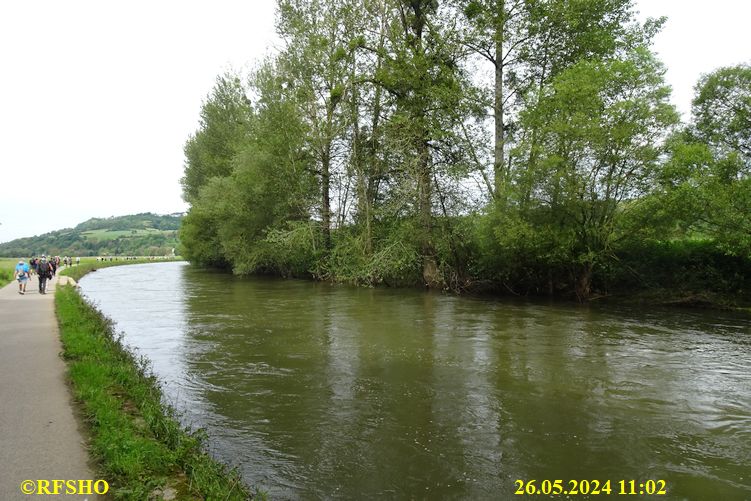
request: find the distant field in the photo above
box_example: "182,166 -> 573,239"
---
81,228 -> 174,241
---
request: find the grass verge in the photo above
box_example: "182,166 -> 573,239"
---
55,282 -> 259,500
0,258 -> 19,287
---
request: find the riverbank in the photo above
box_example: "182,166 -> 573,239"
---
55,262 -> 260,499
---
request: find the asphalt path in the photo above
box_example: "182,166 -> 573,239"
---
0,271 -> 101,500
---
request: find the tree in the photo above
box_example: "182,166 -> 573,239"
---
507,48 -> 678,299
374,0 -> 470,286
693,64 -> 751,163
655,65 -> 751,257
459,0 -> 641,200
181,74 -> 253,203
276,0 -> 359,250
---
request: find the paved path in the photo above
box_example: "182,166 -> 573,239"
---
0,271 -> 100,500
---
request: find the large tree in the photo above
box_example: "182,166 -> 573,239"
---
276,0 -> 359,250
505,48 -> 678,299
374,0 -> 470,286
459,0 -> 640,201
654,65 -> 751,256
181,75 -> 252,203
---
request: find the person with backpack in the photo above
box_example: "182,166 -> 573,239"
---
14,259 -> 30,295
37,256 -> 52,294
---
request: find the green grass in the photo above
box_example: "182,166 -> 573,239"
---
55,268 -> 261,500
0,258 -> 21,287
81,228 -> 171,241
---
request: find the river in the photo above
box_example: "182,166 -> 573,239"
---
80,261 -> 750,500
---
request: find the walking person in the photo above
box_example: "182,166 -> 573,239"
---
37,256 -> 52,294
14,259 -> 30,295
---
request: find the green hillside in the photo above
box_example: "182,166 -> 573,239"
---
0,213 -> 183,257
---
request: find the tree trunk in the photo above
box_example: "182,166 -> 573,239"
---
493,0 -> 505,199
321,143 -> 332,250
575,263 -> 593,302
417,134 -> 439,286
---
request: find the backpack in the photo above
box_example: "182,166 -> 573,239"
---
38,261 -> 50,277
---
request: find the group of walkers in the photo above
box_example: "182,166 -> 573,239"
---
13,255 -> 78,295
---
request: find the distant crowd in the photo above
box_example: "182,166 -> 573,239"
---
95,256 -> 172,261
13,255 -> 79,295
14,255 -> 175,296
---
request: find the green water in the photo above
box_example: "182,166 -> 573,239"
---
81,262 -> 751,500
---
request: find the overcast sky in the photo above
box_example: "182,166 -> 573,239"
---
1,0 -> 749,244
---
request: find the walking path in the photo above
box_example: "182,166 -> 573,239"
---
0,271 -> 100,500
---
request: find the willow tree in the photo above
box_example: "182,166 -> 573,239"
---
510,48 -> 678,299
180,74 -> 253,267
181,75 -> 253,203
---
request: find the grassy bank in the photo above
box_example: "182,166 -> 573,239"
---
0,257 -> 20,287
55,276 -> 258,499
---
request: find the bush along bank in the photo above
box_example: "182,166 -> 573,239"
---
55,284 -> 261,500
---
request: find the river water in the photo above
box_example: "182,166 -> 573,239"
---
80,261 -> 750,500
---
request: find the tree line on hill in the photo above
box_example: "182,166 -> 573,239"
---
0,213 -> 181,258
75,213 -> 182,232
180,0 -> 751,303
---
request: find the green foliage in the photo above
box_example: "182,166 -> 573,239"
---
603,239 -> 751,300
75,213 -> 182,232
692,64 -> 751,162
322,220 -> 422,286
181,74 -> 253,203
0,258 -> 16,287
646,65 -> 751,260
176,0 -> 750,305
245,221 -> 322,277
499,46 -> 678,298
179,199 -> 228,269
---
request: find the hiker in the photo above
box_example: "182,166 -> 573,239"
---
76,256 -> 80,266
29,256 -> 38,275
14,259 -> 30,295
49,257 -> 57,277
37,256 -> 52,294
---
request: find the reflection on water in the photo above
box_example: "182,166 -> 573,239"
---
81,262 -> 751,499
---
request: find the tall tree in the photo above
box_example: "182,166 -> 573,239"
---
692,64 -> 751,164
276,0 -> 358,250
510,48 -> 678,299
181,74 -> 252,203
376,0 -> 468,286
656,65 -> 751,256
459,0 -> 643,201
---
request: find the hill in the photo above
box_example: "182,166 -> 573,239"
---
0,213 -> 183,257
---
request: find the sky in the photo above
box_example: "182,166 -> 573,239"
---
0,0 -> 749,244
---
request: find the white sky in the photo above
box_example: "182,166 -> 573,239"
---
0,0 -> 749,244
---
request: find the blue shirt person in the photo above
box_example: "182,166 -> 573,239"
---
14,260 -> 30,295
